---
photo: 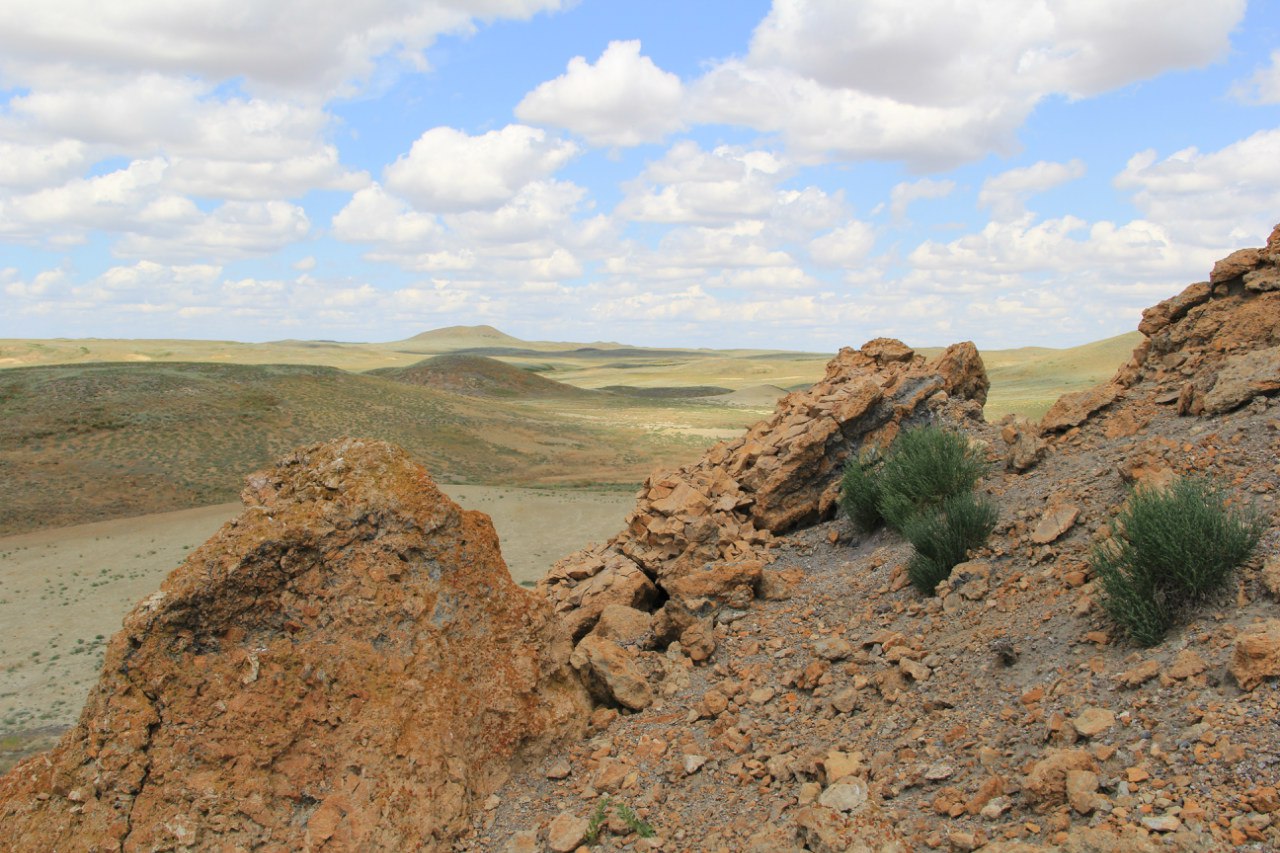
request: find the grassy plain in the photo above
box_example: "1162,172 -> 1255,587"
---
0,327 -> 1140,537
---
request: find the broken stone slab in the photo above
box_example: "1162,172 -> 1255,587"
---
1030,505 -> 1080,545
1040,384 -> 1124,433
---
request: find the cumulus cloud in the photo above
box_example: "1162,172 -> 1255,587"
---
516,40 -> 686,147
809,221 -> 876,267
1115,129 -> 1280,249
331,184 -> 442,247
689,0 -> 1244,168
889,178 -> 956,221
617,142 -> 787,224
978,159 -> 1087,219
384,125 -> 578,212
1230,49 -> 1280,104
0,140 -> 88,190
114,200 -> 312,261
0,0 -> 567,97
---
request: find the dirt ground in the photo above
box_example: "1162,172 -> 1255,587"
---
0,485 -> 634,769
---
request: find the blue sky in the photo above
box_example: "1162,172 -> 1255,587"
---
1,0 -> 1278,350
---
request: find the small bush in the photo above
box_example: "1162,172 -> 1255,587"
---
1094,477 -> 1264,646
876,425 -> 986,531
904,492 -> 998,594
839,451 -> 883,532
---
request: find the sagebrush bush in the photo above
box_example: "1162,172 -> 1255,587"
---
904,492 -> 998,594
839,424 -> 995,595
839,451 -> 883,532
876,425 -> 986,531
1094,477 -> 1264,646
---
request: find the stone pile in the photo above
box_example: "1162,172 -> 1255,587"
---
0,439 -> 588,851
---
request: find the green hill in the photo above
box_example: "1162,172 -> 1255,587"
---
371,354 -> 597,398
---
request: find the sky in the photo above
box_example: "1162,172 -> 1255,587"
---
1,0 -> 1278,351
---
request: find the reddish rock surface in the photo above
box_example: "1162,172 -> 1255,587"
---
0,439 -> 588,851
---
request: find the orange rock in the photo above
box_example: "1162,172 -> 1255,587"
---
0,439 -> 589,852
1229,619 -> 1280,691
1024,750 -> 1098,811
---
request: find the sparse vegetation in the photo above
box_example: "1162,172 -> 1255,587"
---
838,449 -> 883,532
840,424 -> 994,594
875,425 -> 988,531
584,796 -> 655,844
1093,477 -> 1264,646
904,492 -> 999,594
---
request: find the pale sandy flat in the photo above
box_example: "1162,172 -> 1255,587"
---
0,486 -> 633,744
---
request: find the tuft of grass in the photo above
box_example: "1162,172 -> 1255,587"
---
904,492 -> 998,594
583,796 -> 655,844
615,801 -> 655,838
1094,477 -> 1264,646
585,797 -> 610,844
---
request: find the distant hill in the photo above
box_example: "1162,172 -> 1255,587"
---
371,354 -> 596,399
400,325 -> 527,348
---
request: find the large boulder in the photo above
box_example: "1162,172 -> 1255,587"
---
0,439 -> 589,852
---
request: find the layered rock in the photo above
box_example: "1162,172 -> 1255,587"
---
0,439 -> 588,851
1113,224 -> 1280,416
541,339 -> 990,684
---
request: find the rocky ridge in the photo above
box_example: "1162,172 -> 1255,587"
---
467,227 -> 1280,851
0,439 -> 588,851
540,340 -> 990,706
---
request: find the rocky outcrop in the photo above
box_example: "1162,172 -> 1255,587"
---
0,439 -> 588,851
541,339 -> 990,672
1115,223 -> 1280,416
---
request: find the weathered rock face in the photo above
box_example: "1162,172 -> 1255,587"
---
1111,223 -> 1280,418
540,339 -> 989,674
0,439 -> 588,851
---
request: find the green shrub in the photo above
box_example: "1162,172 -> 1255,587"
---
1094,477 -> 1264,646
876,425 -> 986,531
839,424 -> 995,595
839,451 -> 883,532
904,492 -> 998,594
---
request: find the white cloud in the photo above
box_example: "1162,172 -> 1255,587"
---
908,215 -> 1197,277
617,142 -> 786,224
383,124 -> 578,212
978,159 -> 1087,220
1231,49 -> 1280,104
0,140 -> 87,189
446,180 -> 585,242
0,1 -> 567,98
516,40 -> 686,147
0,158 -> 313,260
889,178 -> 956,220
1114,129 -> 1280,249
689,0 -> 1244,168
115,200 -> 312,261
809,221 -> 875,267
747,0 -> 1241,104
331,184 -> 442,247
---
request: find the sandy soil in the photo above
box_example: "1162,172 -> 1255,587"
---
0,485 -> 633,764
